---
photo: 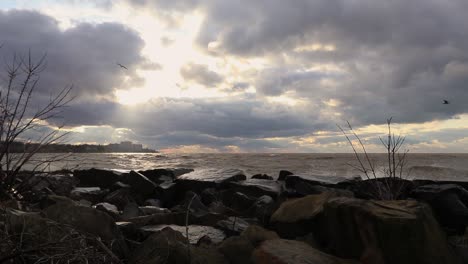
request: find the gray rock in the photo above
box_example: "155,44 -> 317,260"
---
94,202 -> 120,219
140,224 -> 226,244
177,168 -> 246,193
121,170 -> 158,198
74,168 -> 120,188
228,179 -> 284,199
70,187 -> 108,204
253,239 -> 360,264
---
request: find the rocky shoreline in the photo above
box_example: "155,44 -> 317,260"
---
1,167 -> 468,263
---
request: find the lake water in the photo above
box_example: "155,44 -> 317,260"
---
27,153 -> 468,181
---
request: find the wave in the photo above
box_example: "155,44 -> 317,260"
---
409,165 -> 468,181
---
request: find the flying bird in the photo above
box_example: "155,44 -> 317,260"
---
116,63 -> 128,70
443,100 -> 450,104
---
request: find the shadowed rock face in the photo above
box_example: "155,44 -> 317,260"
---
253,239 -> 360,264
74,169 -> 120,188
227,179 -> 284,198
317,198 -> 462,264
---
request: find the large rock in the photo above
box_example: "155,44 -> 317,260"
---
277,170 -> 293,181
121,170 -> 158,198
411,184 -> 468,233
241,225 -> 280,246
317,197 -> 461,264
139,224 -> 226,244
27,173 -> 78,196
177,168 -> 246,193
70,187 -> 108,204
155,180 -> 178,207
93,202 -> 120,219
251,174 -> 273,180
217,217 -> 253,236
227,179 -> 284,199
271,192 -> 349,238
253,239 -> 360,264
219,236 -> 255,264
74,168 -> 120,188
139,168 -> 176,182
44,201 -> 128,257
251,195 -> 277,224
104,188 -> 135,210
129,227 -> 228,264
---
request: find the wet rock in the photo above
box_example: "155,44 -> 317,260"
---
139,224 -> 226,244
74,168 -> 120,188
129,227 -> 228,264
317,197 -> 461,264
93,202 -> 120,219
139,206 -> 170,215
448,235 -> 468,264
351,178 -> 413,200
197,235 -> 213,246
411,184 -> 468,233
116,221 -> 145,242
286,181 -> 354,197
128,211 -> 227,227
177,168 -> 246,193
139,168 -> 176,182
110,181 -> 131,191
121,170 -> 158,198
277,170 -> 294,181
228,179 -> 284,199
253,239 -> 359,264
219,236 -> 255,264
271,192 -> 350,238
43,201 -> 128,257
70,187 -> 108,204
252,174 -> 273,180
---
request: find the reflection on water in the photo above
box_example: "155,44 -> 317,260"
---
21,153 -> 468,181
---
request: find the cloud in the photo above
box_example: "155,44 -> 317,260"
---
0,9 -> 150,101
180,63 -> 224,87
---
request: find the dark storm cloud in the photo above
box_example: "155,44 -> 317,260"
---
0,10 -> 150,100
58,96 -> 332,139
180,63 -> 224,87
124,0 -> 468,126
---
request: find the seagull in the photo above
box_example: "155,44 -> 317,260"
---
116,63 -> 128,70
443,100 -> 450,104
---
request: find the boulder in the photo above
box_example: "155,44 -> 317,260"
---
121,170 -> 158,198
177,168 -> 246,193
139,224 -> 226,244
104,188 -> 135,210
271,192 -> 349,238
128,211 -> 227,227
411,184 -> 468,233
70,187 -> 108,204
251,195 -> 276,223
201,188 -> 219,206
241,225 -> 279,246
144,198 -> 162,207
139,168 -> 176,182
155,180 -> 178,207
253,239 -> 360,264
27,173 -> 78,196
317,197 -> 461,264
252,174 -> 273,180
139,206 -> 171,215
217,217 -> 253,236
222,191 -> 257,213
93,202 -> 120,219
227,179 -> 284,199
43,202 -> 129,257
129,227 -> 228,264
171,191 -> 210,218
74,168 -> 120,188
277,170 -> 293,181
219,236 -> 255,264
122,202 -> 141,220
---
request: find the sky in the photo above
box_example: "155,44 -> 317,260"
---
1,0 -> 468,153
